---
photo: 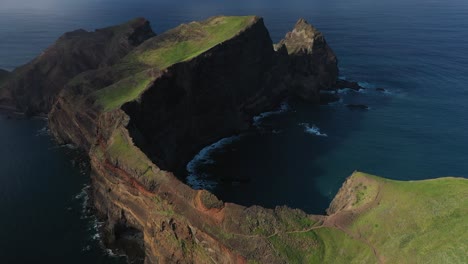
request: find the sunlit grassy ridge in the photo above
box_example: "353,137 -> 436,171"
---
349,172 -> 468,263
126,16 -> 255,68
106,127 -> 156,178
92,16 -> 255,111
93,68 -> 159,111
264,172 -> 467,263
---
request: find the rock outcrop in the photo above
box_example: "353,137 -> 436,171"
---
0,18 -> 155,115
335,79 -> 364,91
276,18 -> 338,102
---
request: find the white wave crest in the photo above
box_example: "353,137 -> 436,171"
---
299,123 -> 328,137
253,101 -> 289,127
186,135 -> 241,190
36,126 -> 50,136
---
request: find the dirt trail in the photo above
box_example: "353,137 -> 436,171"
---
324,183 -> 385,264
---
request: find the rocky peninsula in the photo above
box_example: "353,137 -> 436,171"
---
0,16 -> 466,263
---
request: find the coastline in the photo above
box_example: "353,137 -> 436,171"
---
0,14 -> 466,264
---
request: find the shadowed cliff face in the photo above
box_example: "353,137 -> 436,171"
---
123,18 -> 286,173
0,69 -> 12,109
0,18 -> 155,115
0,69 -> 8,82
14,16 -> 341,263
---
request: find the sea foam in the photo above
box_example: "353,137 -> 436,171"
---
186,135 -> 241,190
252,101 -> 289,127
299,123 -> 328,137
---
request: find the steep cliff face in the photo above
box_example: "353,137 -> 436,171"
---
1,18 -> 155,114
121,17 -> 339,173
123,17 -> 288,173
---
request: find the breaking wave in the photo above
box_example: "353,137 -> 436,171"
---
252,101 -> 289,127
186,135 -> 241,190
36,126 -> 50,136
299,123 -> 328,137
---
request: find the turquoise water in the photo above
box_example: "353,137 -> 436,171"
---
1,0 -> 468,262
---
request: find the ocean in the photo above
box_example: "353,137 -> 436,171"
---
1,0 -> 467,262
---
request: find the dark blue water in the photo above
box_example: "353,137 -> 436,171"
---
0,116 -> 126,263
1,0 -> 467,262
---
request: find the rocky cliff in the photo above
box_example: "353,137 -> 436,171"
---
5,15 -> 464,264
45,15 -> 343,263
0,69 -> 9,82
0,18 -> 155,115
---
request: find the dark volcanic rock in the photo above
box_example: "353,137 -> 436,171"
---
276,18 -> 338,101
1,18 -> 155,115
346,104 -> 369,110
0,69 -> 13,110
335,79 -> 364,91
319,92 -> 340,105
0,69 -> 9,81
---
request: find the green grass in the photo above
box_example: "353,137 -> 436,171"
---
268,228 -> 373,263
106,128 -> 155,177
92,16 -> 255,111
93,69 -> 157,111
264,173 -> 467,263
127,16 -> 255,68
314,227 -> 376,263
349,172 -> 468,263
269,231 -> 323,263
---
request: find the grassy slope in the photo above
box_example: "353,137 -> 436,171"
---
349,172 -> 468,263
265,172 -> 467,263
93,16 -> 255,112
269,228 -> 376,263
106,127 -> 156,178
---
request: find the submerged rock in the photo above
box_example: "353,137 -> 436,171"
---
375,87 -> 386,92
320,92 -> 340,104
